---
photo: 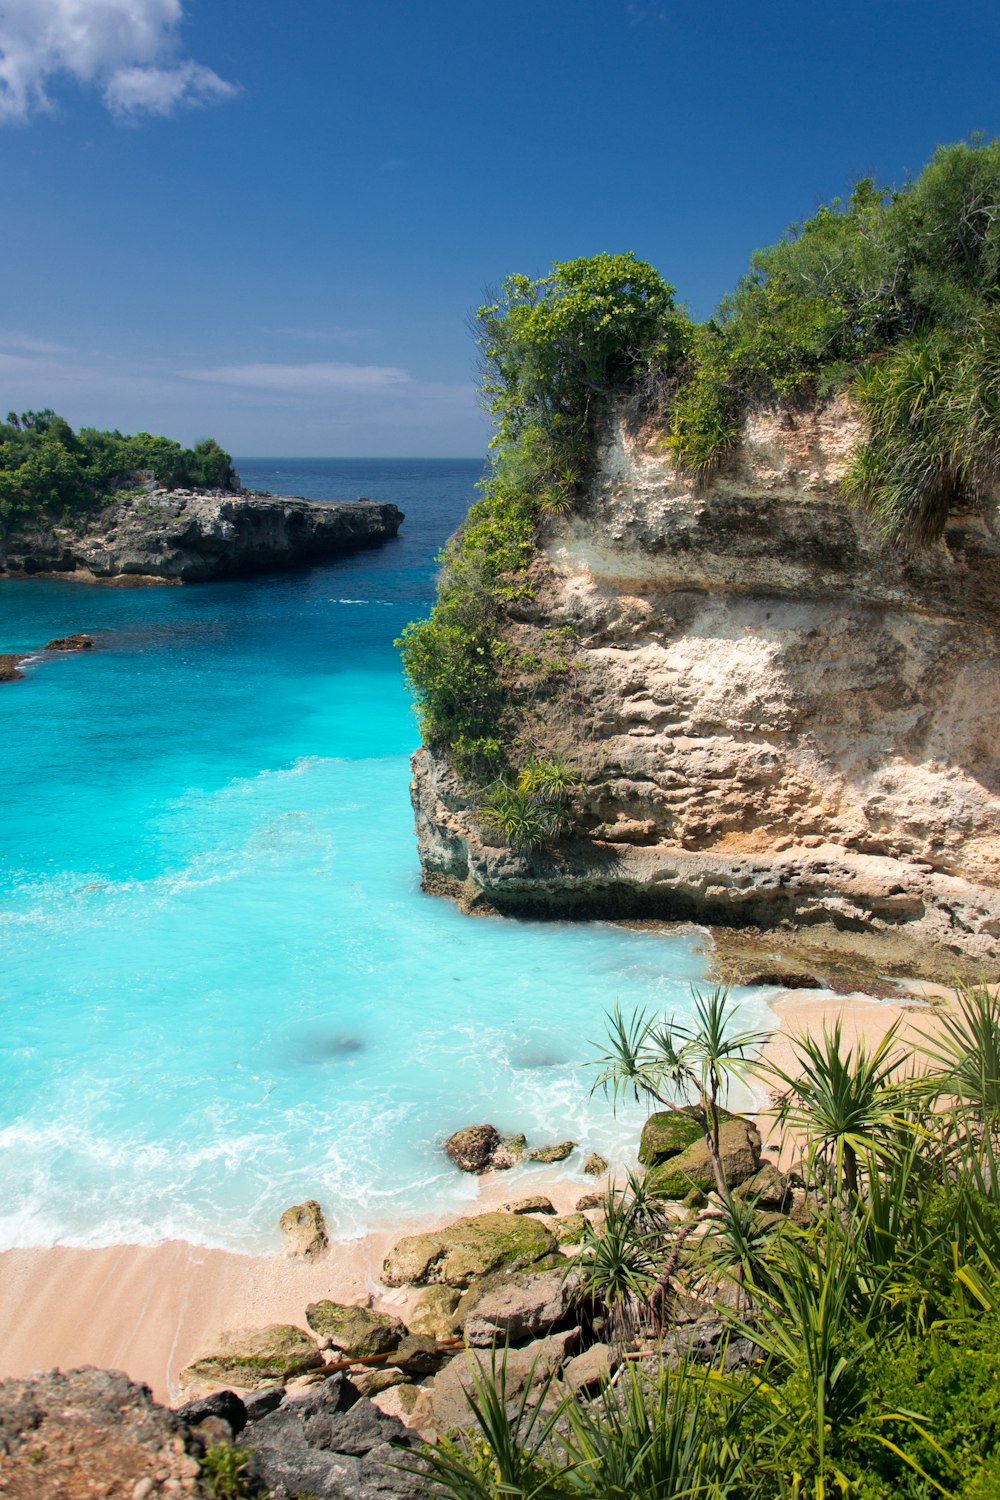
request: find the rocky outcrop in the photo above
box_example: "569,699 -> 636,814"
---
1,488 -> 403,582
0,1366 -> 209,1498
305,1301 -> 407,1358
412,396 -> 1000,970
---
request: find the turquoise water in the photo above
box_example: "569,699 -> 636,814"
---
0,460 -> 773,1252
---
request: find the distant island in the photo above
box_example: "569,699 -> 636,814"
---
0,411 -> 403,583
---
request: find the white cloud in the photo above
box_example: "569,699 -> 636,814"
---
0,0 -> 238,122
183,362 -> 414,395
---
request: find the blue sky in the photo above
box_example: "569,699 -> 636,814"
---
0,0 -> 997,456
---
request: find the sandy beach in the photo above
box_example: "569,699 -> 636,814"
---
0,984 -> 947,1405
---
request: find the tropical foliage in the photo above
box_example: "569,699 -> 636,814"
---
396,253 -> 685,795
668,138 -> 1000,546
417,981 -> 1000,1499
0,408 -> 236,528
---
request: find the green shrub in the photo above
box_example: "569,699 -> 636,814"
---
668,137 -> 1000,545
0,409 -> 236,529
398,253 -> 683,781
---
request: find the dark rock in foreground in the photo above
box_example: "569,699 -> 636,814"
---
1,488 -> 404,583
0,1366 -> 207,1497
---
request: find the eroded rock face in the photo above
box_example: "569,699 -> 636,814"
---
240,1372 -> 425,1499
411,397 -> 1000,970
1,490 -> 403,582
382,1210 -> 557,1288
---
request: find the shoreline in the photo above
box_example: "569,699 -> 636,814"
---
0,982 -> 949,1407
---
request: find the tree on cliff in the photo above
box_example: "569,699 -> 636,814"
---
398,253 -> 686,782
0,412 -> 236,528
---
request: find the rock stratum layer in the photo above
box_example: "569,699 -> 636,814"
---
413,396 -> 1000,969
0,489 -> 403,582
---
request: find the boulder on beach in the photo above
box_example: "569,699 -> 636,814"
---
583,1151 -> 608,1176
408,1285 -> 461,1339
646,1117 -> 762,1199
382,1210 -> 557,1288
735,1159 -> 791,1210
305,1301 -> 407,1359
639,1108 -> 709,1166
279,1198 -> 329,1258
551,1212 -> 588,1245
411,1329 -> 578,1435
502,1195 -> 556,1215
457,1264 -> 575,1347
180,1323 -> 324,1391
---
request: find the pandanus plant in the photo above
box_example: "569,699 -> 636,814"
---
590,985 -> 772,1197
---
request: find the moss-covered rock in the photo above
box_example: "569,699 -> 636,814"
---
551,1212 -> 588,1245
646,1117 -> 761,1199
528,1141 -> 575,1163
734,1160 -> 791,1210
180,1324 -> 323,1391
382,1211 -> 557,1288
303,1301 -> 407,1358
639,1108 -> 736,1166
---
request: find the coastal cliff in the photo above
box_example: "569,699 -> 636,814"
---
412,396 -> 1000,970
0,489 -> 403,583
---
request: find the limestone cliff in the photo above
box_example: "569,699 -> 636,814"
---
412,396 -> 1000,970
1,489 -> 403,583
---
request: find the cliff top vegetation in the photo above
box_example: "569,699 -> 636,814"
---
0,409 -> 236,530
398,137 -> 1000,795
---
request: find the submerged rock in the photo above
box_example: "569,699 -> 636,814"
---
0,654 -> 24,682
180,1323 -> 324,1390
280,1197 -> 329,1258
305,1302 -> 407,1358
382,1210 -> 557,1288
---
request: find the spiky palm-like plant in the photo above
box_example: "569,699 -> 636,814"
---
918,981 -> 1000,1128
591,987 -> 772,1195
767,1018 -> 913,1197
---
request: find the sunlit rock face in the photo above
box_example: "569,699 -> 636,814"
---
412,396 -> 1000,970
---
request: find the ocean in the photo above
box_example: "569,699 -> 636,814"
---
0,459 -> 773,1253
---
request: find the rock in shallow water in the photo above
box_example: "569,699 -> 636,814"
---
280,1197 -> 329,1258
444,1123 -> 500,1173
